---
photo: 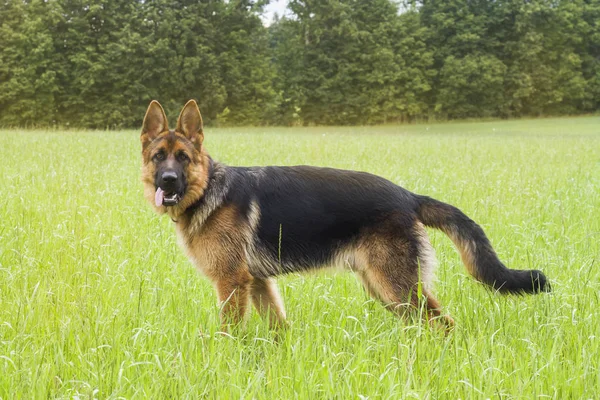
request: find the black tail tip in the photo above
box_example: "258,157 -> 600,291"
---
528,269 -> 551,293
512,269 -> 551,294
494,269 -> 551,294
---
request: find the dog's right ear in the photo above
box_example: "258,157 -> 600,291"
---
141,100 -> 168,149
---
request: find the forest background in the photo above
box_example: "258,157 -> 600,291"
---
1,0 -> 599,128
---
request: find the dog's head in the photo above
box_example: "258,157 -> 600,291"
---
140,100 -> 210,217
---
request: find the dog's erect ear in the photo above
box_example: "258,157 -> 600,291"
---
141,100 -> 168,149
176,99 -> 204,149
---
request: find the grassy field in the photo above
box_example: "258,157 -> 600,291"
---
0,117 -> 599,398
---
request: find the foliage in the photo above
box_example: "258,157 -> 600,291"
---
0,0 -> 274,128
0,0 -> 599,127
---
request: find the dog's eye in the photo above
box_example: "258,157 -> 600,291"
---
153,151 -> 166,162
177,152 -> 190,163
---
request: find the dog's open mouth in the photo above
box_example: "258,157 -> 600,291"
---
155,187 -> 180,207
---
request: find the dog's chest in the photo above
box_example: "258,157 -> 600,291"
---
174,204 -> 248,280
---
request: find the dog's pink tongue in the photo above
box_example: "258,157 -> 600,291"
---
155,187 -> 164,207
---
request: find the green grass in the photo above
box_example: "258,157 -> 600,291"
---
1,117 -> 599,399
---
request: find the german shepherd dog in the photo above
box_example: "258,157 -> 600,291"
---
140,100 -> 549,331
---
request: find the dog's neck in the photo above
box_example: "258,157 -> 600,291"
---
171,157 -> 230,234
180,156 -> 215,217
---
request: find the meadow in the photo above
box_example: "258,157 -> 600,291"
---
0,117 -> 599,399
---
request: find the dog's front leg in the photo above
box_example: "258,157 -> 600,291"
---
215,268 -> 253,330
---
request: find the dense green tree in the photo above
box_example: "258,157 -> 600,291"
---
0,0 -> 598,127
0,0 -> 62,126
51,0 -> 144,127
271,0 -> 434,125
436,54 -> 506,118
0,0 -> 274,128
493,0 -> 588,116
268,13 -> 305,125
214,0 -> 277,125
575,0 -> 600,113
419,0 -> 592,118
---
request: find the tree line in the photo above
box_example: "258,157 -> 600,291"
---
1,0 -> 599,128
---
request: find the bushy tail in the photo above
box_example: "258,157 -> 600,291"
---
416,195 -> 550,294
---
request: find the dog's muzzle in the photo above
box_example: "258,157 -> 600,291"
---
155,171 -> 183,206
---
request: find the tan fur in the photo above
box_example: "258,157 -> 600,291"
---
250,278 -> 287,327
416,200 -> 487,286
215,267 -> 253,328
176,205 -> 245,277
441,227 -> 479,279
351,227 -> 454,332
413,221 -> 437,290
175,204 -> 254,327
357,263 -> 454,332
241,201 -> 279,277
174,201 -> 286,329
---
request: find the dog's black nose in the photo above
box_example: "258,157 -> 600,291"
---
161,171 -> 178,183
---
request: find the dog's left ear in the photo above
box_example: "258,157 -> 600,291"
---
176,99 -> 204,150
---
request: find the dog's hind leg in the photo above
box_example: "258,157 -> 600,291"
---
355,223 -> 454,332
250,278 -> 287,328
357,261 -> 454,333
